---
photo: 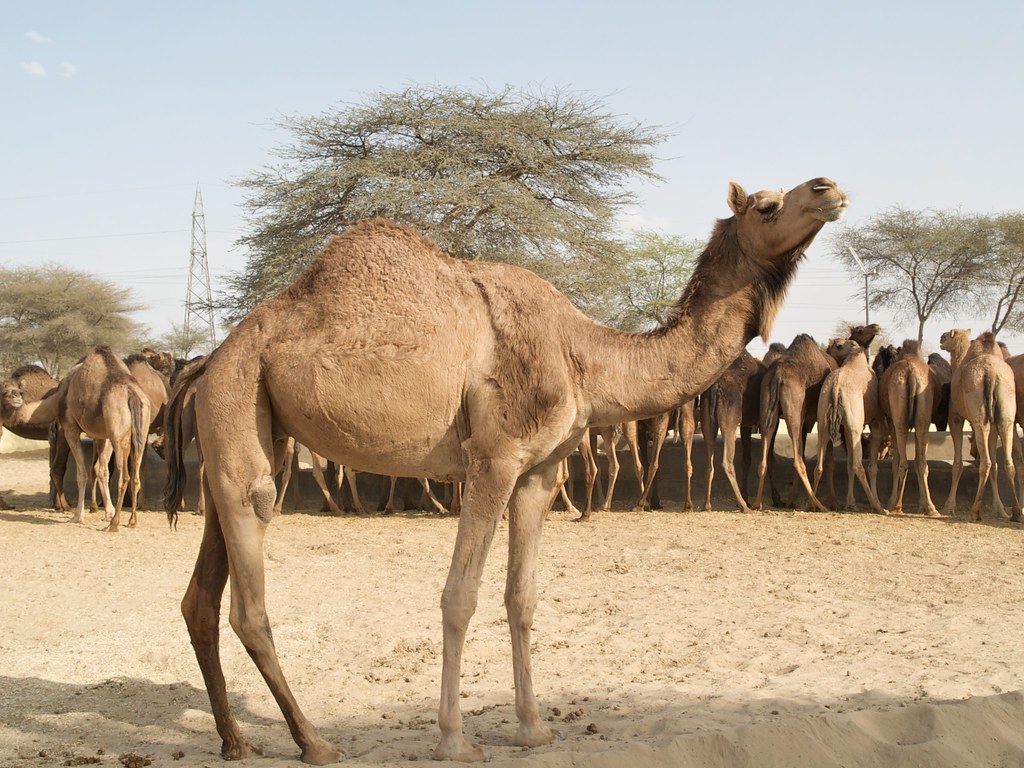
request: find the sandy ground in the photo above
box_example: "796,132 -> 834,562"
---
3,449 -> 1024,768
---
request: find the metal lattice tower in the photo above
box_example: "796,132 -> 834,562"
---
184,184 -> 217,350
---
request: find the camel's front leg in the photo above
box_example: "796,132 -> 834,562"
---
505,464 -> 559,748
435,454 -> 519,762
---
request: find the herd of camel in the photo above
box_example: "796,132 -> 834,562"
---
4,321 -> 1020,533
559,321 -> 1024,525
3,177 -> 1022,764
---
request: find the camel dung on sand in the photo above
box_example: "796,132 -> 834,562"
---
163,177 -> 848,764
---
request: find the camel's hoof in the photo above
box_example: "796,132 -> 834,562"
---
300,739 -> 341,765
433,735 -> 487,763
221,739 -> 263,761
924,508 -> 943,518
68,515 -> 85,524
105,524 -> 119,533
514,723 -> 559,748
574,513 -> 592,523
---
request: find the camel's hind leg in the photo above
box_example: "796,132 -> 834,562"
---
968,424 -> 993,522
198,388 -> 338,764
180,486 -> 261,761
105,431 -> 133,533
308,451 -> 344,515
942,416 -> 965,516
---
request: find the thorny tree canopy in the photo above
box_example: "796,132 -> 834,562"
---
225,84 -> 668,325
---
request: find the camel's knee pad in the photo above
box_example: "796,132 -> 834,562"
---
251,477 -> 277,524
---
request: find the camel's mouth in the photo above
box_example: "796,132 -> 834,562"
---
813,196 -> 849,222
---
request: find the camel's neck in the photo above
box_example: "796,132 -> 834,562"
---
6,390 -> 61,430
575,290 -> 757,426
947,342 -> 969,372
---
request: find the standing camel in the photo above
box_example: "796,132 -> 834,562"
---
878,341 -> 940,516
940,329 -> 1020,521
61,347 -> 151,531
812,339 -> 887,513
163,178 -> 848,764
0,365 -> 73,510
699,350 -> 766,513
753,333 -> 836,511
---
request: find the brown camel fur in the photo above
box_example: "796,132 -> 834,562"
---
812,339 -> 887,513
753,334 -> 836,512
125,354 -> 171,435
0,365 -> 74,510
877,341 -> 939,516
700,350 -> 766,513
60,347 -> 151,531
163,178 -> 847,764
939,329 -> 1020,521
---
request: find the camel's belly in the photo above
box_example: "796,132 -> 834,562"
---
262,350 -> 469,481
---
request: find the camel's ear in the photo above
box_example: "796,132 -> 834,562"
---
727,182 -> 748,215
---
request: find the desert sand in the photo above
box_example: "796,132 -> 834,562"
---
3,446 -> 1024,768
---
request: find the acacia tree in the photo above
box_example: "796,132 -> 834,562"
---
225,84 -> 667,324
831,207 -> 989,346
0,264 -> 143,376
614,230 -> 704,331
983,213 -> 1024,336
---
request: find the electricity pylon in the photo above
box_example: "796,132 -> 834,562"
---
184,184 -> 217,351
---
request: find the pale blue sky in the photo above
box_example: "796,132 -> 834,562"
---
3,1 -> 1023,354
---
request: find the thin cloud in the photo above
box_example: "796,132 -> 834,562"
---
20,61 -> 46,77
60,62 -> 77,78
25,31 -> 51,43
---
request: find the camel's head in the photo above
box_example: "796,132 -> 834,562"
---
727,177 -> 848,261
0,380 -> 23,412
939,328 -> 970,355
826,337 -> 860,363
850,323 -> 881,347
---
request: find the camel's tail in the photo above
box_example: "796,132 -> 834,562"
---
128,390 -> 146,471
760,370 -> 781,439
163,357 -> 208,530
827,385 -> 844,448
982,370 -> 996,425
902,374 -> 918,430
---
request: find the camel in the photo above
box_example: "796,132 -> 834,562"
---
0,365 -> 74,510
753,333 -> 836,512
940,329 -> 1020,521
162,177 -> 848,764
699,350 -> 766,513
60,346 -> 151,531
812,339 -> 887,513
877,340 -> 940,515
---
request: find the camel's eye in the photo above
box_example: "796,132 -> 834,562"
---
757,201 -> 779,218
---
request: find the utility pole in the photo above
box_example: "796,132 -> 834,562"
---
184,184 -> 217,352
848,246 -> 876,325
